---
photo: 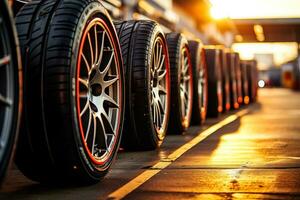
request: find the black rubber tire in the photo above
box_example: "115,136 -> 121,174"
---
15,0 -> 124,185
226,52 -> 239,109
219,48 -> 231,112
0,0 -> 22,183
234,52 -> 243,105
188,40 -> 207,125
240,60 -> 250,105
204,47 -> 223,118
253,62 -> 258,101
115,20 -> 171,150
166,33 -> 193,135
247,60 -> 258,102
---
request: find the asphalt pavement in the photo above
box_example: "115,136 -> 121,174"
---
1,88 -> 300,200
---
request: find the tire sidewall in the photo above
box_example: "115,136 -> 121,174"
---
189,40 -> 207,124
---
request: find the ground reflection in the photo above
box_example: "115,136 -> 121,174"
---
209,116 -> 267,168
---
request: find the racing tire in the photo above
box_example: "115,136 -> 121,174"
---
166,33 -> 193,135
234,52 -> 243,105
219,48 -> 231,112
188,40 -> 207,125
226,52 -> 239,109
204,47 -> 223,118
240,60 -> 250,105
0,0 -> 22,183
15,0 -> 124,185
247,60 -> 258,103
115,20 -> 171,150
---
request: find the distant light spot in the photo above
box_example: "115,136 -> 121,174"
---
258,80 -> 265,88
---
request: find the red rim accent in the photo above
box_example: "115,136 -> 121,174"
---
76,18 -> 122,166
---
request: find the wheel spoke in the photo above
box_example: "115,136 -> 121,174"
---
150,68 -> 155,78
0,93 -> 12,106
103,93 -> 119,108
180,84 -> 187,114
158,69 -> 166,81
154,43 -> 158,67
0,55 -> 10,67
158,85 -> 167,95
181,54 -> 185,71
156,44 -> 162,69
84,111 -> 92,141
184,75 -> 190,82
157,98 -> 165,115
184,90 -> 189,101
183,59 -> 189,74
81,53 -> 91,72
180,84 -> 184,91
79,78 -> 88,88
157,54 -> 165,72
98,115 -> 109,150
91,114 -> 97,155
96,31 -> 105,66
181,93 -> 186,116
101,51 -> 114,76
103,75 -> 118,88
89,69 -> 101,85
88,33 -> 94,66
80,99 -> 89,116
94,26 -> 98,65
101,111 -> 115,135
153,102 -> 157,125
199,69 -> 204,78
156,102 -> 161,126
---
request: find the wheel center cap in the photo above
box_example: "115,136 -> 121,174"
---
91,84 -> 102,96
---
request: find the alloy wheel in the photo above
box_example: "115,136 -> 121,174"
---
77,18 -> 122,165
150,37 -> 170,137
180,46 -> 193,128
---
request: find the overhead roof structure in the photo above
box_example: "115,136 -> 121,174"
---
233,18 -> 300,43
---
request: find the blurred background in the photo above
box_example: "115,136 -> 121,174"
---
122,0 -> 300,90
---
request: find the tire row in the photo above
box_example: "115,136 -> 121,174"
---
0,0 -> 258,185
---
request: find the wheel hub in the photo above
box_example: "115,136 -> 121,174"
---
91,84 -> 102,96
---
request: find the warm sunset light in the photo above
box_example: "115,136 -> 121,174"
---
2,1 -> 300,199
232,42 -> 298,68
210,0 -> 300,19
210,6 -> 229,19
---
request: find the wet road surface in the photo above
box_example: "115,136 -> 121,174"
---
1,88 -> 300,199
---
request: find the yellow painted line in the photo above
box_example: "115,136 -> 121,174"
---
107,109 -> 249,200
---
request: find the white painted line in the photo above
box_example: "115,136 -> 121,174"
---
107,109 -> 249,200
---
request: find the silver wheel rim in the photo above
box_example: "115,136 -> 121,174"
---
0,15 -> 14,159
180,46 -> 192,127
150,37 -> 169,137
77,18 -> 121,165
